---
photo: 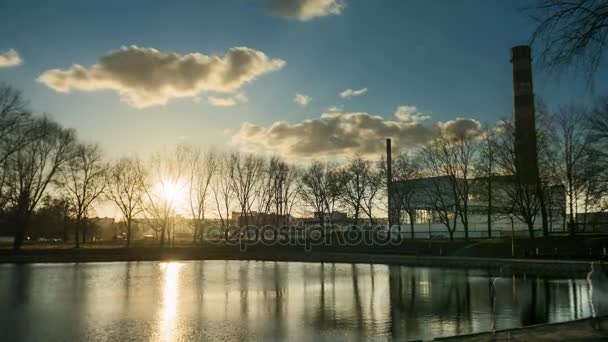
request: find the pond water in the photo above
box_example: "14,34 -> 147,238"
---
0,260 -> 606,341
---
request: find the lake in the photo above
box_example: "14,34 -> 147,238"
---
0,260 -> 606,341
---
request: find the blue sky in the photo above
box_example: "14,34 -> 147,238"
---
1,0 -> 607,160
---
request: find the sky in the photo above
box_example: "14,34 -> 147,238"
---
1,0 -> 608,163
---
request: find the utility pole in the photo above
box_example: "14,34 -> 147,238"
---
386,138 -> 393,229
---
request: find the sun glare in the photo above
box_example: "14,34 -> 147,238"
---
153,178 -> 188,213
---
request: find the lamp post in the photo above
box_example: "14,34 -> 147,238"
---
510,214 -> 515,257
428,217 -> 431,249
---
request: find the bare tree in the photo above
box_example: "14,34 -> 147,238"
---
59,143 -> 107,246
0,85 -> 38,212
341,156 -> 372,226
184,146 -> 218,242
142,149 -> 185,247
476,125 -> 498,238
270,158 -> 299,225
391,152 -> 422,239
529,0 -> 608,79
552,105 -> 592,234
229,152 -> 263,227
4,117 -> 76,249
300,161 -> 331,227
495,121 -> 542,238
419,132 -> 477,240
419,143 -> 459,241
211,152 -> 234,229
106,156 -> 145,247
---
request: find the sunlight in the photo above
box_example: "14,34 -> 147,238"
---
152,177 -> 188,214
158,262 -> 182,342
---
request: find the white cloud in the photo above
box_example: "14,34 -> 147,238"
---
208,92 -> 248,107
294,93 -> 312,106
0,49 -> 22,68
37,45 -> 285,108
340,87 -> 367,98
326,105 -> 342,112
232,108 -> 481,161
394,105 -> 431,123
438,117 -> 482,140
268,0 -> 345,21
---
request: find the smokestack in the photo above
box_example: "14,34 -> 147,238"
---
386,138 -> 393,227
510,45 -> 539,186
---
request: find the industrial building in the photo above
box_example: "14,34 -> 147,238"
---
387,46 -> 566,238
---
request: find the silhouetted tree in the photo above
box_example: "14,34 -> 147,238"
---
392,153 -> 422,239
495,121 -> 541,238
106,156 -> 145,247
5,117 -> 75,249
229,152 -> 264,227
184,146 -> 218,242
211,152 -> 234,229
0,85 -> 38,213
341,156 -> 373,226
142,149 -> 185,247
59,143 -> 107,246
476,124 -> 499,238
529,0 -> 608,78
552,105 -> 592,234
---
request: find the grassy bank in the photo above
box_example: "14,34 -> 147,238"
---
0,235 -> 606,277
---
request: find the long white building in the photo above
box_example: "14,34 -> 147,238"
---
389,175 -> 566,238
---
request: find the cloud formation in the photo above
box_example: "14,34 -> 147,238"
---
0,49 -> 22,68
395,105 -> 431,123
38,46 -> 285,108
208,93 -> 248,107
232,108 -> 481,161
340,87 -> 367,98
294,93 -> 312,106
268,0 -> 345,21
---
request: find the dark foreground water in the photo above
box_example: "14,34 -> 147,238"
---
0,261 -> 606,341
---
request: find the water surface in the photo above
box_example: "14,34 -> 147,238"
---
0,261 -> 605,341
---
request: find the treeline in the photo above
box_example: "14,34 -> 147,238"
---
2,83 -> 608,250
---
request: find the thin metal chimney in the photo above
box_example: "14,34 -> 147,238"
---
510,45 -> 539,186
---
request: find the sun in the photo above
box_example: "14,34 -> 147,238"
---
153,178 -> 188,211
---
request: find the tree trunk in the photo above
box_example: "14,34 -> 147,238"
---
75,217 -> 80,248
13,215 -> 29,251
527,220 -> 535,239
538,186 -> 549,238
409,212 -> 415,240
126,219 -> 132,248
487,178 -> 492,238
81,223 -> 87,244
160,224 -> 166,247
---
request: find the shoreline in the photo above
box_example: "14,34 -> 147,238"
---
436,316 -> 608,341
0,245 -> 600,277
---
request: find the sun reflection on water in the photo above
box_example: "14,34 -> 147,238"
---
157,262 -> 182,342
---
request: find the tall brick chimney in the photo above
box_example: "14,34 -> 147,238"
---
510,45 -> 539,186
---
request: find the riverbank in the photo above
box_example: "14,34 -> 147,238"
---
437,316 -> 608,341
0,242 -> 601,277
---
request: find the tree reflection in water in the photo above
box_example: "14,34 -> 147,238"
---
0,261 -> 606,341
